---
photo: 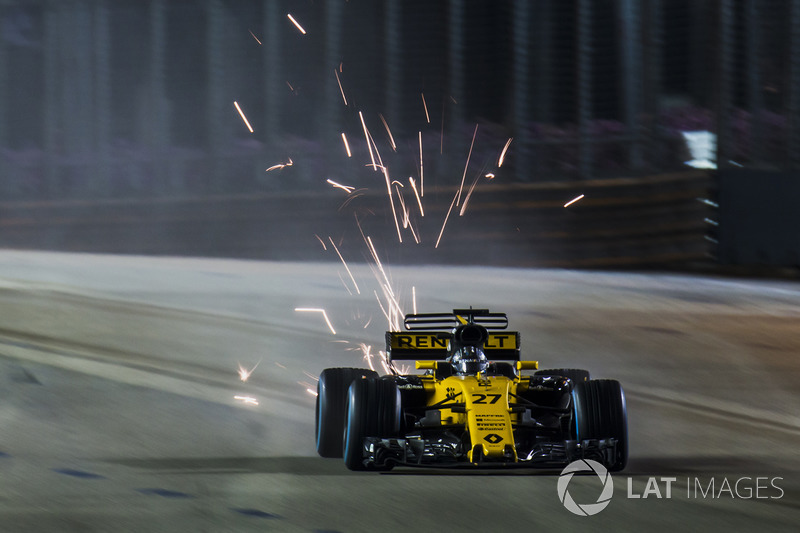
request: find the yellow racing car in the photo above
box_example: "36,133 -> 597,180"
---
316,309 -> 627,471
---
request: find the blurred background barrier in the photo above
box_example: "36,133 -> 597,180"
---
0,1 -> 796,268
0,170 -> 713,268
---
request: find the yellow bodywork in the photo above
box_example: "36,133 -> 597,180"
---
415,360 -> 539,463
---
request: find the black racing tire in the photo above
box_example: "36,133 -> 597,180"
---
572,379 -> 628,472
315,368 -> 379,458
535,368 -> 591,383
343,378 -> 401,471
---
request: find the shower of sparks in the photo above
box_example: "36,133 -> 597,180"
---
421,93 -> 431,123
295,307 -> 336,335
564,194 -> 585,208
328,236 -> 360,294
498,138 -> 513,167
233,101 -> 254,133
249,30 -> 262,45
418,131 -> 424,196
237,359 -> 261,382
409,177 -> 424,216
314,234 -> 327,250
326,179 -> 355,193
234,395 -> 259,406
378,114 -> 397,151
266,158 -> 293,172
334,69 -> 348,106
456,124 -> 479,206
340,133 -> 352,157
287,13 -> 307,34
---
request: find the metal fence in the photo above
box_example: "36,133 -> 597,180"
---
1,0 -> 799,201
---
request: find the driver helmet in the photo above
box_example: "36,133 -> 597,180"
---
450,345 -> 488,375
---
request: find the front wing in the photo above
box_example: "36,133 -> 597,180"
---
359,436 -> 620,469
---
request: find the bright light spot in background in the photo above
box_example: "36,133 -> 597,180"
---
295,307 -> 337,335
682,131 -> 716,169
564,194 -> 585,208
233,101 -> 254,133
287,13 -> 307,34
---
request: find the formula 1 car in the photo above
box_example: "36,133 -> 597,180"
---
315,309 -> 627,471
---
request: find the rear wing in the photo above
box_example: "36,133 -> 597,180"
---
404,309 -> 509,330
386,331 -> 521,361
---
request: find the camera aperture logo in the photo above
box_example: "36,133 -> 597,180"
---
557,459 -> 614,516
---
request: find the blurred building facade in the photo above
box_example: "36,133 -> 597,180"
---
0,0 -> 797,200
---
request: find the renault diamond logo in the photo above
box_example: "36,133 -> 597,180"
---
483,433 -> 503,444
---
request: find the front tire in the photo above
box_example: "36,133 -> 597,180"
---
316,368 -> 378,458
343,378 -> 401,471
572,379 -> 628,471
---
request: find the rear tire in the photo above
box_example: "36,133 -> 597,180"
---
315,368 -> 378,458
572,379 -> 628,471
343,378 -> 401,471
535,368 -> 590,383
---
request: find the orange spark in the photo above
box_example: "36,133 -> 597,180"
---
249,30 -> 262,45
421,93 -> 430,123
379,114 -> 397,151
499,138 -> 513,167
456,124 -> 479,206
328,236 -> 360,294
233,101 -> 254,133
237,359 -> 261,382
234,395 -> 259,406
418,131 -> 424,196
341,133 -> 352,157
265,158 -> 293,172
409,177 -> 424,216
435,188 -> 460,249
359,111 -> 377,170
564,194 -> 585,207
334,69 -> 348,106
326,179 -> 355,193
295,307 -> 336,335
287,13 -> 307,34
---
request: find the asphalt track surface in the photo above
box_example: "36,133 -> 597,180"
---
0,250 -> 797,532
